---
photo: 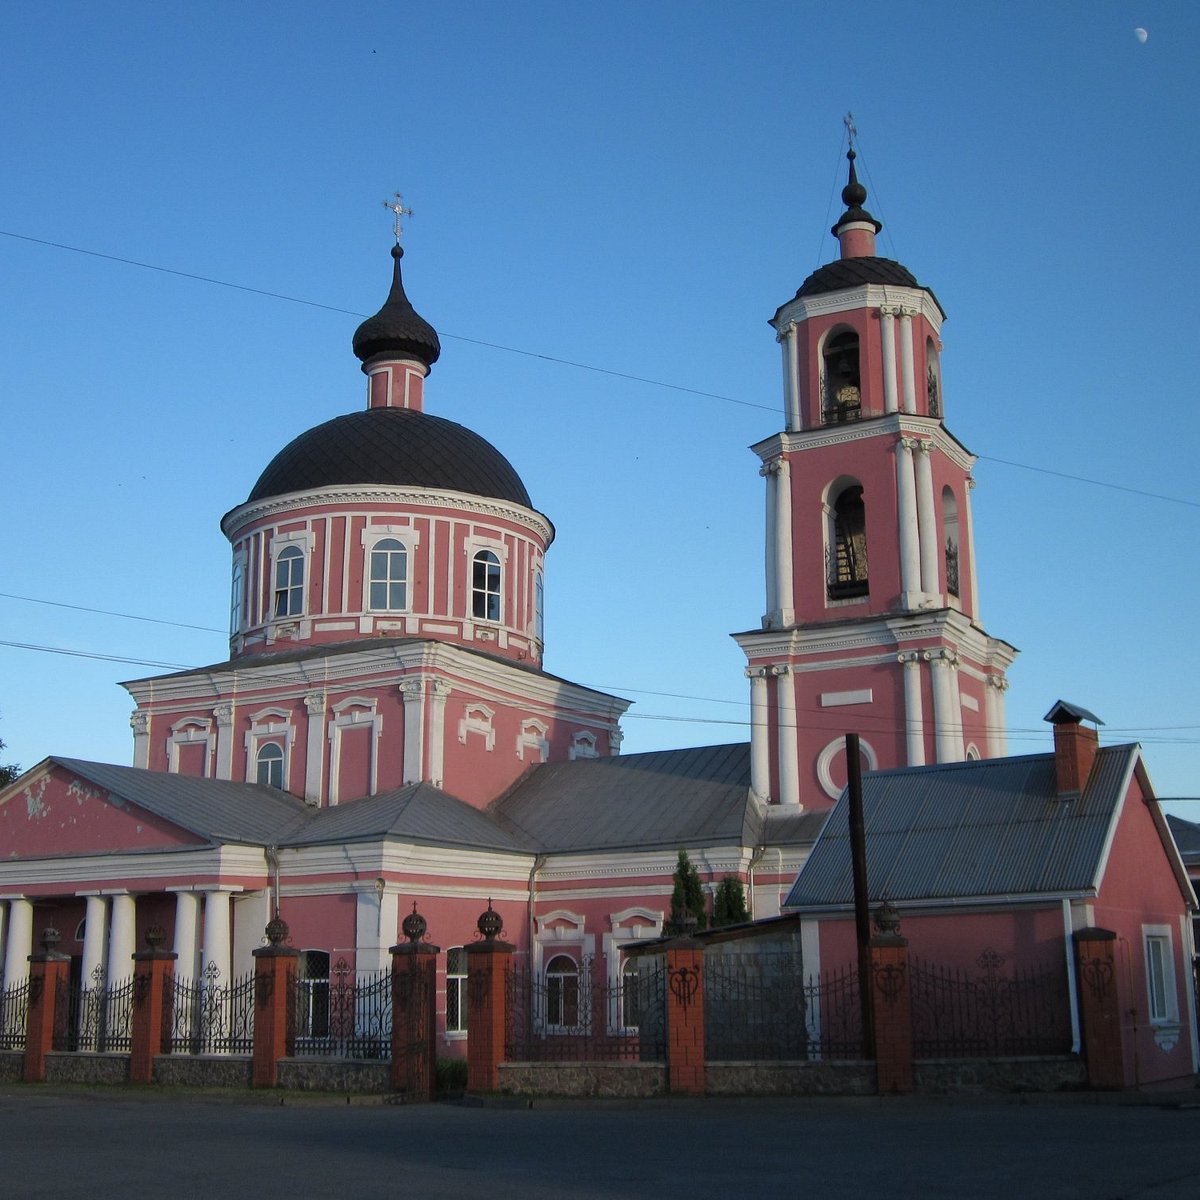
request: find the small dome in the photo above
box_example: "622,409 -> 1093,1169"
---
352,246 -> 441,369
794,256 -> 921,298
245,407 -> 532,507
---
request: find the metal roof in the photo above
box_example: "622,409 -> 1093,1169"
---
49,758 -> 311,846
1166,812 -> 1200,867
783,746 -> 1140,910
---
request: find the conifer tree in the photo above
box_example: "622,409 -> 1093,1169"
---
712,876 -> 750,927
668,849 -> 708,933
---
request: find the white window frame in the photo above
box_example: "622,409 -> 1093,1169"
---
569,730 -> 599,760
603,907 -> 664,1034
445,946 -> 467,1037
269,530 -> 312,622
533,568 -> 545,644
471,549 -> 503,623
458,703 -> 496,752
255,742 -> 285,788
245,707 -> 295,790
230,555 -> 246,636
1143,924 -> 1181,1049
167,717 -> 214,777
327,697 -> 382,804
517,718 -> 549,763
361,526 -> 420,614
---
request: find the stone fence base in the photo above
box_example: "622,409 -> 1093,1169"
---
151,1055 -> 254,1089
706,1061 -> 875,1096
45,1053 -> 130,1085
0,1051 -> 23,1083
914,1056 -> 1086,1094
498,1062 -> 666,1098
275,1059 -> 391,1093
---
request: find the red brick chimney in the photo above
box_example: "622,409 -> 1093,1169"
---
1044,700 -> 1103,797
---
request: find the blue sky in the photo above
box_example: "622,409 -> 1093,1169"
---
3,2 -> 1198,816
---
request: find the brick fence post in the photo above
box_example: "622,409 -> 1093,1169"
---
464,902 -> 514,1094
665,937 -> 705,1096
869,906 -> 913,1094
130,926 -> 177,1084
1073,927 -> 1125,1089
251,915 -> 299,1089
390,904 -> 439,1101
23,927 -> 70,1084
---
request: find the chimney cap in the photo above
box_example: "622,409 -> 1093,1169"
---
1044,699 -> 1104,727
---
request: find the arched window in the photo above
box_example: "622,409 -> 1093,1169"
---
369,538 -> 407,611
534,569 -> 545,643
942,486 -> 960,599
446,947 -> 467,1034
823,330 -> 862,424
256,742 -> 284,789
472,550 -> 502,622
828,485 -> 868,599
545,954 -> 579,1029
230,561 -> 244,635
926,337 -> 941,418
273,545 -> 305,617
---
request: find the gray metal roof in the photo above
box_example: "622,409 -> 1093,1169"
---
1166,812 -> 1200,868
279,782 -> 534,853
50,758 -> 311,846
783,746 -> 1140,910
494,743 -> 767,853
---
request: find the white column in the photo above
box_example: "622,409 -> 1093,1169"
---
400,679 -> 425,784
232,891 -> 270,979
0,902 -> 7,983
985,676 -> 1009,757
899,311 -> 917,414
880,308 -> 898,414
172,891 -> 201,981
964,477 -> 981,619
130,711 -> 151,769
774,458 -> 794,625
214,703 -> 235,780
355,884 -> 398,976
304,692 -> 326,804
784,322 -> 802,431
106,893 -> 137,984
2,898 -> 34,985
895,439 -> 922,606
201,890 -> 232,984
761,462 -> 778,623
925,650 -> 962,763
429,678 -> 450,789
774,666 -> 801,807
898,651 -> 926,766
747,668 -> 771,800
81,894 -> 110,989
914,441 -> 938,597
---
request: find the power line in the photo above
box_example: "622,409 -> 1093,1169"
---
0,592 -> 225,635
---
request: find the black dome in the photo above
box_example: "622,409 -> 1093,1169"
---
245,407 -> 533,507
352,246 -> 441,369
795,256 -> 920,297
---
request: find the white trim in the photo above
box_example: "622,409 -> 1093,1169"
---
819,689 -> 872,708
816,736 -> 878,801
457,703 -> 496,752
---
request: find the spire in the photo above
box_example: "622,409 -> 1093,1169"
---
352,243 -> 442,371
831,148 -> 883,260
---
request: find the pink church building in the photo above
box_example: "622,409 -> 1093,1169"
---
1,153 -> 1190,1071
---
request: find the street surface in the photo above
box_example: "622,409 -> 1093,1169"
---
1,1087 -> 1198,1199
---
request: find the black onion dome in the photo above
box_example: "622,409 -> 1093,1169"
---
352,246 -> 441,368
246,407 -> 532,507
795,256 -> 920,298
831,149 -> 882,236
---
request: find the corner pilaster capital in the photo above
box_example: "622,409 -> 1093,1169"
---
398,678 -> 425,700
130,711 -> 151,735
213,703 -> 234,727
896,651 -> 921,665
744,666 -> 770,680
303,692 -> 327,716
985,675 -> 1009,692
430,678 -> 452,697
769,664 -> 790,678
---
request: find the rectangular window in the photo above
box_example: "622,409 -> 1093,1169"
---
1145,932 -> 1174,1024
445,947 -> 467,1034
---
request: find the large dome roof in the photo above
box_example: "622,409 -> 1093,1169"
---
794,256 -> 920,297
245,406 -> 533,508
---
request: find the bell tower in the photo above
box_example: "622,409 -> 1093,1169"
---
734,146 -> 1016,809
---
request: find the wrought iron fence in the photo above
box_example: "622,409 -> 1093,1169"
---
911,950 -> 1072,1059
704,952 -> 865,1061
0,977 -> 30,1051
166,964 -> 255,1055
53,967 -> 136,1053
506,954 -> 667,1062
291,959 -> 392,1059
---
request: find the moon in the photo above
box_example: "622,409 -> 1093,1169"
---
1134,27 -> 1148,43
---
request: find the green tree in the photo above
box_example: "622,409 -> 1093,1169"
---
668,849 -> 708,933
0,741 -> 19,786
712,876 -> 750,927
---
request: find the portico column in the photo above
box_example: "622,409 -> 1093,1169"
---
925,650 -> 962,763
895,439 -> 922,605
106,893 -> 137,984
781,321 -> 801,431
913,441 -> 938,597
171,890 -> 201,980
201,890 -> 232,984
774,458 -> 794,625
880,308 -> 899,414
81,894 -> 110,988
2,898 -> 34,985
898,651 -> 925,766
899,310 -> 917,414
214,703 -> 235,780
985,676 -> 1009,757
774,665 -> 801,807
130,710 -> 151,769
760,462 -> 779,622
304,692 -> 326,804
356,883 -> 399,976
747,668 -> 771,800
400,679 -> 426,784
428,678 -> 450,789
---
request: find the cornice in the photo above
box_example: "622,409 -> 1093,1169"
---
772,283 -> 944,333
753,415 -> 976,474
222,484 -> 554,545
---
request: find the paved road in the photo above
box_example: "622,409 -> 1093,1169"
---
1,1088 -> 1198,1199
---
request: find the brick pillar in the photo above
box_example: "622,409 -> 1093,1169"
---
130,927 -> 177,1084
1073,927 -> 1125,1089
251,916 -> 299,1089
464,902 -> 514,1094
665,940 -> 705,1096
23,928 -> 70,1084
390,905 -> 439,1101
869,929 -> 913,1094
